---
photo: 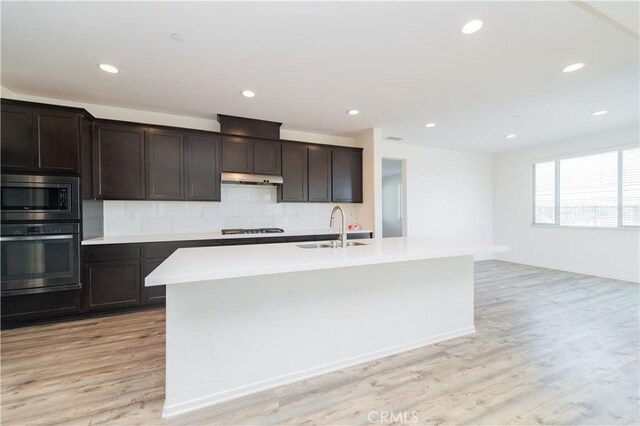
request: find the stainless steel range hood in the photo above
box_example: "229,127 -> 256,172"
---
221,172 -> 283,185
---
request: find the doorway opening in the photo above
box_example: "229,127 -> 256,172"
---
382,158 -> 406,237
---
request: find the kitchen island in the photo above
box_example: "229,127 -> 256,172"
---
146,237 -> 508,418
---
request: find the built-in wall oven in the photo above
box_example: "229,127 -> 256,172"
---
1,223 -> 81,295
1,174 -> 79,222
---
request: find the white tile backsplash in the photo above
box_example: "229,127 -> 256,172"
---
102,185 -> 360,236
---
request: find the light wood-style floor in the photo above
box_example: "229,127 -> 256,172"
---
2,260 -> 639,425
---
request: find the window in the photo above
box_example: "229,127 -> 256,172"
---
533,161 -> 555,224
623,147 -> 640,226
559,151 -> 618,227
533,146 -> 640,228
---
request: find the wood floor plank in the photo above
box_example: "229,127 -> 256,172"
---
1,260 -> 638,425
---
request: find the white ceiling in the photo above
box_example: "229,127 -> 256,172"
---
1,1 -> 638,153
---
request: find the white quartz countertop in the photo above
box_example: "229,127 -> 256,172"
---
82,228 -> 373,245
145,237 -> 509,286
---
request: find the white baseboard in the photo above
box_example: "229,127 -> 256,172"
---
162,325 -> 476,418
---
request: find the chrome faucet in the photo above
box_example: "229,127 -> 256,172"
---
329,205 -> 348,248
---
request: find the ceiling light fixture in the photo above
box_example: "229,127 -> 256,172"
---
505,134 -> 517,139
242,90 -> 255,98
425,123 -> 436,128
462,20 -> 483,34
98,64 -> 119,74
592,110 -> 608,116
170,33 -> 183,42
347,109 -> 359,115
562,62 -> 585,73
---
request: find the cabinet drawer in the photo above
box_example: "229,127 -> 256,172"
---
1,290 -> 81,321
83,245 -> 142,262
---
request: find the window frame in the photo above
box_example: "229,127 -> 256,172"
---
531,145 -> 640,229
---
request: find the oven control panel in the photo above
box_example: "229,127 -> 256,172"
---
1,223 -> 80,237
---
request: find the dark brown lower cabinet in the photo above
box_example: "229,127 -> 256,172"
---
82,244 -> 142,311
143,259 -> 166,304
84,260 -> 141,311
2,232 -> 373,327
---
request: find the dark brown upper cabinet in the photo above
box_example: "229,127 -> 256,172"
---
222,136 -> 253,173
308,145 -> 332,202
1,102 -> 80,173
146,129 -> 184,200
222,136 -> 280,175
35,109 -> 80,173
279,143 -> 308,202
1,103 -> 35,171
185,134 -> 221,201
332,148 -> 363,203
253,140 -> 281,175
218,114 -> 281,139
94,122 -> 146,200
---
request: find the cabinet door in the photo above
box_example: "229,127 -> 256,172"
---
185,134 -> 221,201
308,145 -> 332,202
332,148 -> 363,203
1,103 -> 36,171
143,259 -> 166,304
35,109 -> 80,173
146,129 -> 184,200
222,136 -> 253,173
84,260 -> 141,311
95,123 -> 146,199
253,140 -> 281,175
279,143 -> 307,202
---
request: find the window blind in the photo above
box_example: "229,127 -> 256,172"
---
622,147 -> 640,226
532,146 -> 640,228
534,161 -> 555,224
559,151 -> 618,227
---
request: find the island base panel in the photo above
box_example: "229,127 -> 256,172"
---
163,255 -> 474,418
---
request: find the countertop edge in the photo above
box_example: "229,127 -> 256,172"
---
82,229 -> 374,246
145,243 -> 510,287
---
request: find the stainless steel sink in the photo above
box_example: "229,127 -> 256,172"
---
296,241 -> 368,249
296,243 -> 332,249
345,241 -> 367,247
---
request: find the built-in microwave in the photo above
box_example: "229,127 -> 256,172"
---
1,174 -> 80,222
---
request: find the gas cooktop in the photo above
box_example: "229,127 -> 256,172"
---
221,228 -> 285,235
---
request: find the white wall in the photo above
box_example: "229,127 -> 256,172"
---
493,125 -> 640,282
380,141 -> 494,259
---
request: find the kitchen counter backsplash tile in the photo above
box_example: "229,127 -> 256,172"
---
103,185 -> 360,237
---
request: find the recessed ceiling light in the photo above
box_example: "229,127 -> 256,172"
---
170,33 -> 183,42
425,123 -> 436,128
505,134 -> 517,139
242,90 -> 255,98
462,20 -> 483,34
98,64 -> 119,74
562,62 -> 585,73
347,109 -> 359,115
592,110 -> 608,116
